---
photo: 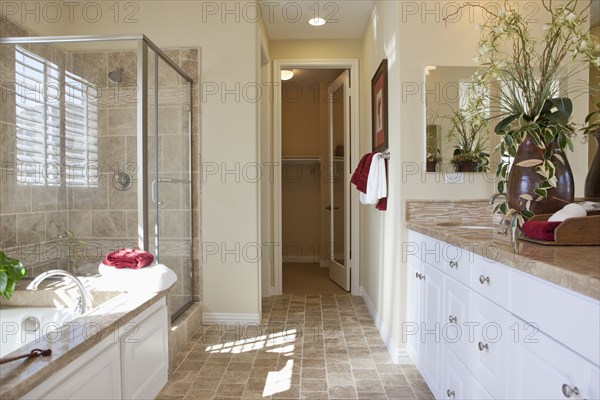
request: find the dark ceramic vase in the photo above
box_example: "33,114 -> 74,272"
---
454,161 -> 478,173
507,133 -> 574,214
584,130 -> 600,198
426,161 -> 438,172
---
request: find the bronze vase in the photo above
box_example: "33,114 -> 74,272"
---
507,133 -> 574,214
584,130 -> 600,198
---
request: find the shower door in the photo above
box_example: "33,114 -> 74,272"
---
148,49 -> 193,317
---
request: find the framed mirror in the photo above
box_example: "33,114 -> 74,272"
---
425,66 -> 491,173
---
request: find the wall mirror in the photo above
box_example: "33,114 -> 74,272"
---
425,66 -> 491,173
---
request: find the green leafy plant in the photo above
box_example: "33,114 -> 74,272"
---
0,251 -> 27,300
449,0 -> 599,230
447,109 -> 490,172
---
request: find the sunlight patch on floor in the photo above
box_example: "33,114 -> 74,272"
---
262,359 -> 294,397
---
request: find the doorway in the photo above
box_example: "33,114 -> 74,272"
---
273,59 -> 360,296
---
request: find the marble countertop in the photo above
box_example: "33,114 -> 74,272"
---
0,279 -> 171,400
406,200 -> 600,301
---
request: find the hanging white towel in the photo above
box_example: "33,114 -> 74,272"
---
360,153 -> 387,205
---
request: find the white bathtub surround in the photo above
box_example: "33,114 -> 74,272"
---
0,280 -> 174,399
97,263 -> 178,293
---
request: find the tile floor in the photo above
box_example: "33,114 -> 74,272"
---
158,294 -> 435,399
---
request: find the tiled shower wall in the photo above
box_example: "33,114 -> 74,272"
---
0,19 -> 201,313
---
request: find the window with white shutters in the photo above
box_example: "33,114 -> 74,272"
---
14,46 -> 99,187
64,71 -> 99,187
15,46 -> 62,185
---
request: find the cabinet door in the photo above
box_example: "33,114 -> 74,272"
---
35,339 -> 121,400
421,263 -> 445,399
468,291 -> 510,399
445,274 -> 470,366
509,315 -> 595,400
121,305 -> 169,400
406,254 -> 424,365
442,346 -> 469,400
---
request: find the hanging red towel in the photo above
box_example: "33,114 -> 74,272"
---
376,158 -> 388,211
521,220 -> 562,241
103,248 -> 154,269
351,152 -> 375,194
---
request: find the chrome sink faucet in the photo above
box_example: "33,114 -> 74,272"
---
489,193 -> 506,205
28,270 -> 92,314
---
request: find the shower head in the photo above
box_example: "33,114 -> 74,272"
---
108,68 -> 124,83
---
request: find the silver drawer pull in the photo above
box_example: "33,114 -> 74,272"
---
478,342 -> 489,351
447,389 -> 455,398
416,272 -> 420,279
562,384 -> 579,398
449,261 -> 458,269
479,275 -> 490,284
448,315 -> 457,323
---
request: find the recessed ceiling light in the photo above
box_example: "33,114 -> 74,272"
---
281,70 -> 294,81
309,17 -> 326,26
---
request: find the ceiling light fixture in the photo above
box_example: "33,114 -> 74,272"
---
309,17 -> 326,26
281,70 -> 294,81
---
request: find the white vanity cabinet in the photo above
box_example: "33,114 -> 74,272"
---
407,230 -> 600,400
23,298 -> 169,400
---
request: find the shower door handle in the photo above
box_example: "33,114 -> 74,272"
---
151,179 -> 163,205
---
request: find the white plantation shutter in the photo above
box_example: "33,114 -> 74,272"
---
14,46 -> 98,187
15,46 -> 62,185
65,72 -> 99,187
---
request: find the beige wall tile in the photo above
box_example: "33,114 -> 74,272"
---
16,212 -> 45,245
91,210 -> 126,238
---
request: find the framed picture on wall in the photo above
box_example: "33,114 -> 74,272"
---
371,59 -> 388,153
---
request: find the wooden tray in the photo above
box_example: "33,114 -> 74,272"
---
518,211 -> 600,246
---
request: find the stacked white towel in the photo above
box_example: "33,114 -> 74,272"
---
96,263 -> 177,293
548,203 -> 587,222
360,153 -> 387,205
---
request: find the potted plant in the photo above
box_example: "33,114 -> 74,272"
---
460,0 -> 599,228
0,251 -> 27,300
447,108 -> 490,172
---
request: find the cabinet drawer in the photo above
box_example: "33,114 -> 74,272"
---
509,315 -> 599,400
510,269 -> 600,366
445,275 -> 470,366
469,253 -> 510,308
407,231 -> 466,274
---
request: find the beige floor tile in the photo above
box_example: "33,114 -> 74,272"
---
161,294 -> 435,400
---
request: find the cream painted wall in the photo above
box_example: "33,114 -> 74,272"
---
4,0 -> 263,318
270,39 -> 362,60
589,25 -> 599,164
359,0 -> 405,359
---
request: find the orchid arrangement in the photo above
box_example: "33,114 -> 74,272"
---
447,106 -> 490,172
451,0 -> 599,228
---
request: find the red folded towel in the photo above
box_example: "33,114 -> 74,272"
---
103,248 -> 154,269
521,220 -> 562,241
351,152 -> 375,193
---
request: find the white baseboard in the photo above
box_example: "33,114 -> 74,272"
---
202,312 -> 260,325
361,287 -> 409,365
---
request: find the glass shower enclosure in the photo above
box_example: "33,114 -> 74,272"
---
0,34 -> 194,318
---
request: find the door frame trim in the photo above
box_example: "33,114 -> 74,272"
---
272,59 -> 360,296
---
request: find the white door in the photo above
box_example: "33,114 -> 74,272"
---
327,71 -> 351,291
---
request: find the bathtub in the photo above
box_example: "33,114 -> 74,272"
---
0,307 -> 78,358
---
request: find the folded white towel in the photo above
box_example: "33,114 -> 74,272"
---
548,203 -> 587,222
96,263 -> 177,293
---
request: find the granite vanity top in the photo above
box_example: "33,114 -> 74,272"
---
405,200 -> 600,301
0,279 -> 171,400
